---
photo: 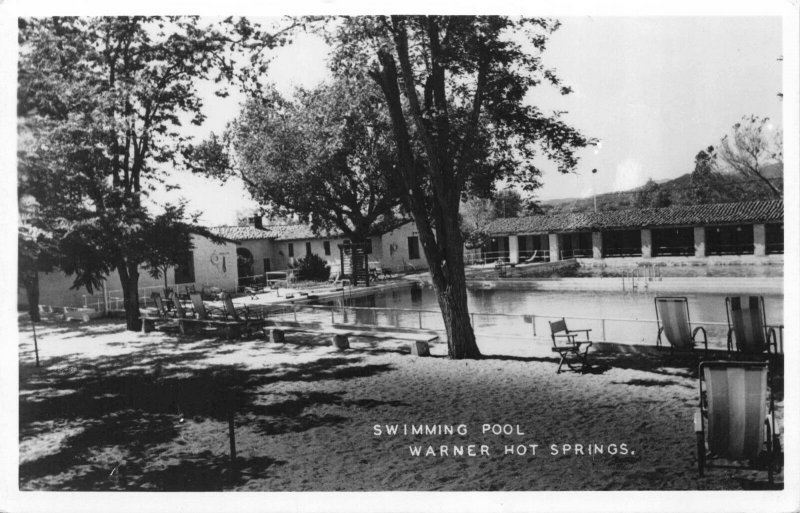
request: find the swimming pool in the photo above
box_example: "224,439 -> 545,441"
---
332,282 -> 784,349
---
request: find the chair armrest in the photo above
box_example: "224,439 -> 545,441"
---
553,333 -> 578,343
568,329 -> 592,334
765,326 -> 778,353
692,326 -> 708,352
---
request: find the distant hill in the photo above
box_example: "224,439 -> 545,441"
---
539,163 -> 782,214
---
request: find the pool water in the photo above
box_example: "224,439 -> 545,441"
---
338,283 -> 783,348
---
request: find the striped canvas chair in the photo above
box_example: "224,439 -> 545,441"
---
726,296 -> 778,356
695,361 -> 779,483
654,297 -> 707,354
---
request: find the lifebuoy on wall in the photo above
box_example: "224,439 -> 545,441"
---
389,242 -> 399,255
210,253 -> 220,265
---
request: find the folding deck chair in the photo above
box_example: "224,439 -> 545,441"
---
548,318 -> 592,374
654,297 -> 708,355
726,296 -> 778,357
695,360 -> 781,484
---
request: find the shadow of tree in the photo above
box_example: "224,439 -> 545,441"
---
19,336 -> 397,490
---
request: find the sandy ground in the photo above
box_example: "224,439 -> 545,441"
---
17,317 -> 783,491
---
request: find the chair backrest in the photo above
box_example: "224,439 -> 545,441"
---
701,361 -> 768,460
726,296 -> 768,353
151,292 -> 164,312
221,293 -> 240,321
171,295 -> 187,318
549,319 -> 567,346
655,297 -> 693,350
189,293 -> 208,320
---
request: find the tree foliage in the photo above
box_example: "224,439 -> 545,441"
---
324,16 -> 594,358
633,179 -> 672,209
492,189 -> 524,219
294,253 -> 332,281
17,16 -> 290,329
194,78 -> 406,243
716,115 -> 782,199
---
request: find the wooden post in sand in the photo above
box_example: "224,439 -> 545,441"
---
228,405 -> 236,469
224,369 -> 237,479
31,318 -> 40,367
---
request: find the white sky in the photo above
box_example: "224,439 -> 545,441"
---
156,16 -> 783,226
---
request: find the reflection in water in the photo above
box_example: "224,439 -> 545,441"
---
342,283 -> 783,348
410,285 -> 423,306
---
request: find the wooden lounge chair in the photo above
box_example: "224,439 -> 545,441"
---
141,293 -> 182,333
725,296 -> 778,357
221,292 -> 266,336
150,292 -> 172,318
162,293 -> 242,339
172,295 -> 192,318
654,297 -> 708,355
190,292 -> 224,320
695,361 -> 780,484
548,318 -> 592,374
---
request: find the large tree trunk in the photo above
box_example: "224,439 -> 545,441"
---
370,37 -> 481,359
25,272 -> 41,322
117,260 -> 142,331
416,216 -> 482,359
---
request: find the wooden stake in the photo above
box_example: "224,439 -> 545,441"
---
31,318 -> 40,367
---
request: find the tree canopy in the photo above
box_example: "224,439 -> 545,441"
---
17,16 -> 291,329
716,115 -> 782,199
324,16 -> 594,358
195,77 -> 406,242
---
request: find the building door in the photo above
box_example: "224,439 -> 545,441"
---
237,248 -> 254,286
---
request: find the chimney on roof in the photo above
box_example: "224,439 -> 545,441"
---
251,216 -> 263,230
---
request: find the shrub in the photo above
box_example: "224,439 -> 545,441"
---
295,253 -> 331,281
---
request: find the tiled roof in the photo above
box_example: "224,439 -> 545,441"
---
486,200 -> 784,235
266,224 -> 343,241
209,224 -> 343,242
209,225 -> 272,241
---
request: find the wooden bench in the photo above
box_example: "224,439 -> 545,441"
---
262,320 -> 439,353
141,314 -> 251,340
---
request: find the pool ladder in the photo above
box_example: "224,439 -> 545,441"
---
622,265 -> 662,292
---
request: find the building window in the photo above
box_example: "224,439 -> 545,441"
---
263,258 -> 271,272
324,241 -> 331,255
408,236 -> 420,260
174,251 -> 195,284
288,243 -> 294,257
765,224 -> 783,254
706,225 -> 754,256
306,242 -> 312,255
602,230 -> 642,258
